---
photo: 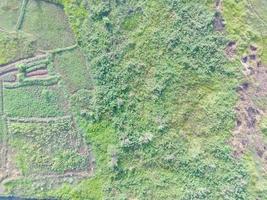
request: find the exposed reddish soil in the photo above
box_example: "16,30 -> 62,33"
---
0,54 -> 50,85
26,69 -> 48,78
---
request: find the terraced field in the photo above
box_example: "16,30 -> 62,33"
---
0,0 -> 93,197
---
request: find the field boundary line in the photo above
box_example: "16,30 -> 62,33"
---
7,115 -> 72,123
15,0 -> 29,31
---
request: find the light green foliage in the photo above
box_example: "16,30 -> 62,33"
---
224,0 -> 267,60
224,0 -> 267,198
4,85 -> 67,117
50,177 -> 103,200
4,75 -> 60,89
260,116 -> 267,137
247,0 -> 267,34
50,122 -> 117,200
15,0 -> 28,30
244,152 -> 267,200
247,0 -> 267,62
0,117 -> 4,142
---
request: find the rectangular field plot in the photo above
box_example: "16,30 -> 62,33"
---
7,116 -> 91,176
22,0 -> 75,50
0,0 -> 21,31
4,85 -> 68,118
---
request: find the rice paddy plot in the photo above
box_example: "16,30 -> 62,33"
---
0,0 -> 94,196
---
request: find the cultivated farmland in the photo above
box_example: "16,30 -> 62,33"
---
0,0 -> 93,196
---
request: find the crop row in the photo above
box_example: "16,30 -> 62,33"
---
4,75 -> 60,89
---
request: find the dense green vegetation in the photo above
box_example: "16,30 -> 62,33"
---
50,0 -> 250,199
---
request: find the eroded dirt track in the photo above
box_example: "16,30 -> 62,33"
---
231,45 -> 267,167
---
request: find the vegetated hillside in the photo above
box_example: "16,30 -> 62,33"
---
0,0 -> 267,199
51,0 -> 265,199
